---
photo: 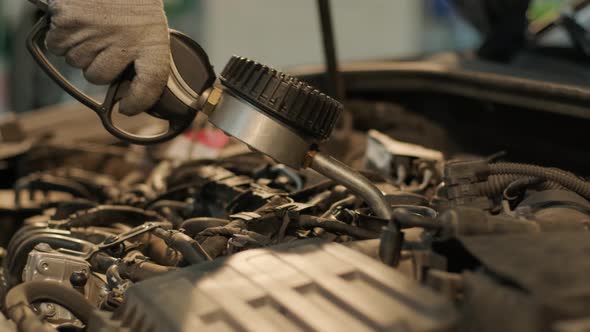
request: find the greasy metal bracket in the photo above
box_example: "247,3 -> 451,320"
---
84,222 -> 169,260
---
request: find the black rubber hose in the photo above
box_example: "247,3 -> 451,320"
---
5,281 -> 99,332
112,251 -> 176,282
477,174 -> 562,197
295,215 -> 380,239
152,228 -> 211,264
489,163 -> 590,199
179,217 -> 229,236
117,259 -> 176,282
147,200 -> 187,211
14,175 -> 95,206
90,252 -> 118,273
106,264 -> 126,290
503,177 -> 544,200
52,199 -> 98,220
392,209 -> 442,231
63,205 -> 165,228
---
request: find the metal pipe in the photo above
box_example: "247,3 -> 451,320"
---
316,0 -> 345,100
310,152 -> 392,220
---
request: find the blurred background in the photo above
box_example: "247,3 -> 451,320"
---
0,0 -> 573,115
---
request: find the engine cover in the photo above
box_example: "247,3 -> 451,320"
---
110,240 -> 457,332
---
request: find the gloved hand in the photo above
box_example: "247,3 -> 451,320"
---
46,0 -> 171,115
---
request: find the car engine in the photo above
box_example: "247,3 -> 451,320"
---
2,1 -> 590,330
2,104 -> 590,331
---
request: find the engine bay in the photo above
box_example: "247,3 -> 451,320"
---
5,3 -> 590,327
2,84 -> 590,331
4,0 -> 590,331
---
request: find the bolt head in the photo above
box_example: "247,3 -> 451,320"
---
41,303 -> 56,317
70,269 -> 89,288
202,87 -> 223,115
37,262 -> 50,273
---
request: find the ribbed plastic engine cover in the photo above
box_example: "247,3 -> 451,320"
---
111,241 -> 456,332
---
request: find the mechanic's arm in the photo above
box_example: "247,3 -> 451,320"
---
46,0 -> 171,115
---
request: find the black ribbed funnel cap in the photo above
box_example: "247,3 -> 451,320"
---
220,56 -> 343,141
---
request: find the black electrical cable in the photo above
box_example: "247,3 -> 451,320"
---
477,174 -> 561,197
503,177 -> 545,200
63,205 -> 165,228
358,208 -> 440,231
490,162 -> 590,200
295,215 -> 380,239
14,174 -> 95,206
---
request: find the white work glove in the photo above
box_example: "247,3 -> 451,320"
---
46,0 -> 171,115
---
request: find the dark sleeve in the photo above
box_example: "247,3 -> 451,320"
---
452,0 -> 531,62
